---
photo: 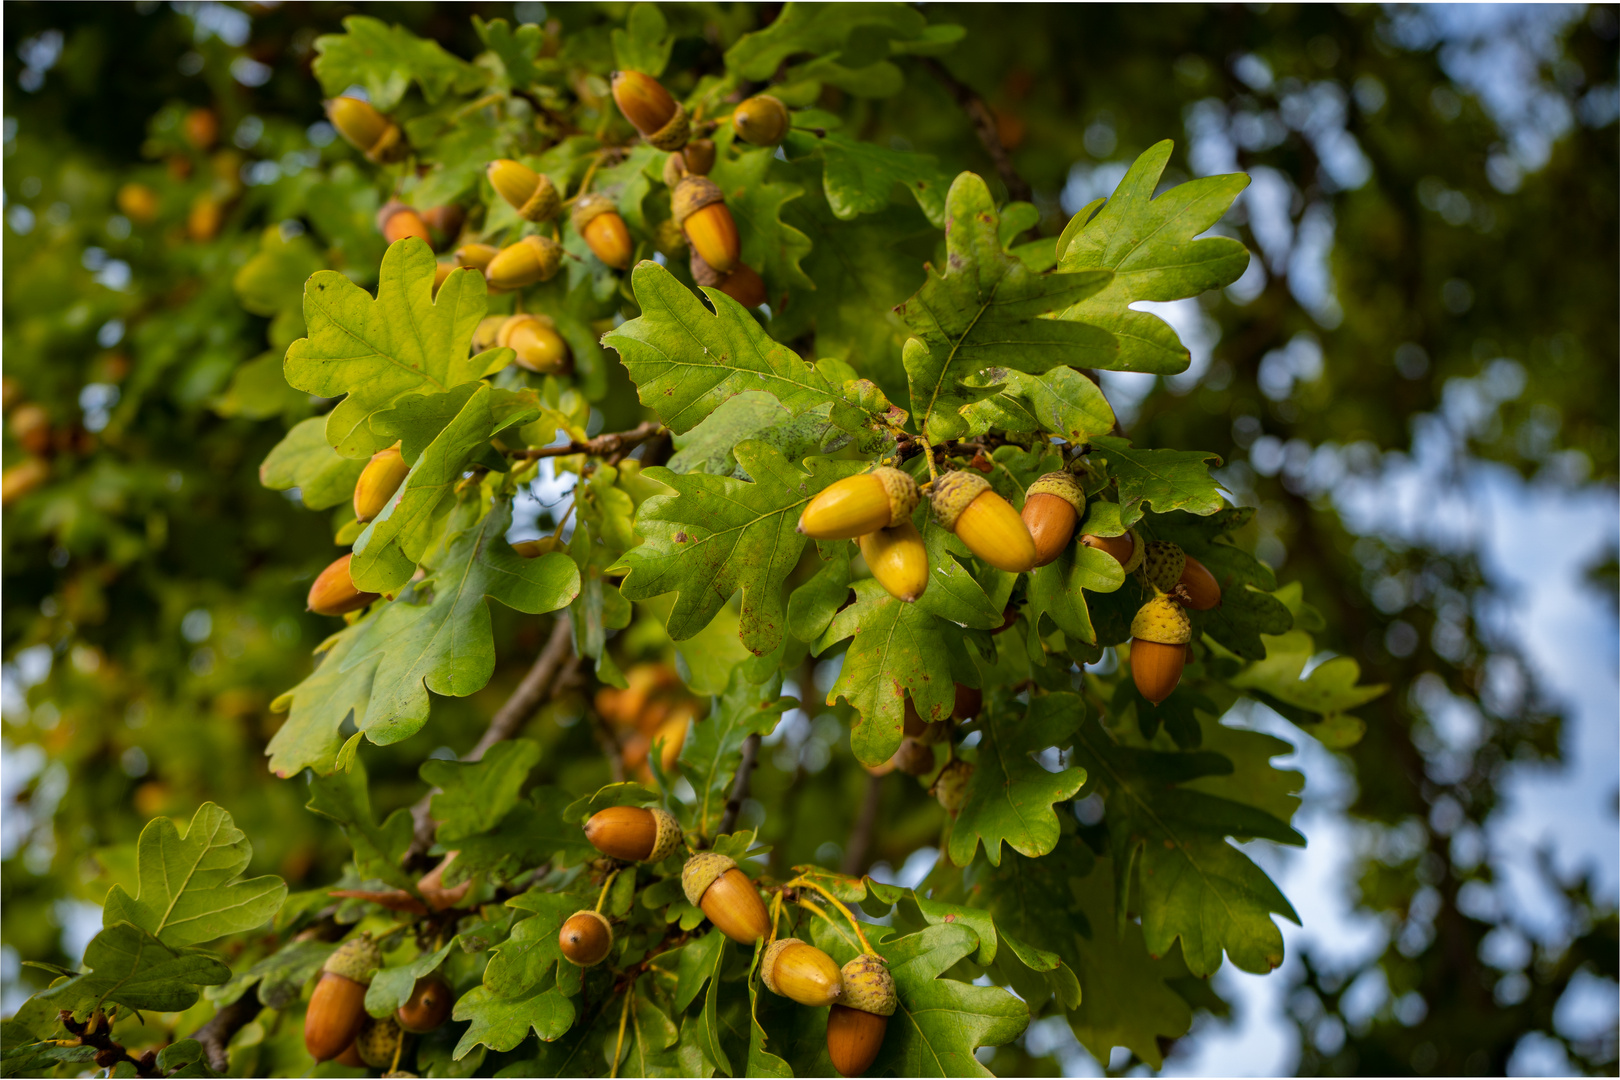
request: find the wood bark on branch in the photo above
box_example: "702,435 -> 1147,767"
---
918,57 -> 1033,205
507,421 -> 665,463
716,733 -> 761,837
191,995 -> 262,1075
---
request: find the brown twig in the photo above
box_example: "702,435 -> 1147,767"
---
918,57 -> 1033,204
191,994 -> 261,1075
840,771 -> 884,876
508,421 -> 664,461
406,618 -> 576,863
59,1011 -> 161,1078
716,733 -> 761,836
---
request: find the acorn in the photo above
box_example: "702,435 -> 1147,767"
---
116,183 -> 159,224
377,200 -> 432,246
893,738 -> 935,777
486,159 -> 560,223
471,315 -> 507,352
334,1042 -> 365,1068
183,107 -> 219,150
1080,528 -> 1145,574
584,805 -> 682,863
1130,591 -> 1192,705
682,138 -> 716,176
304,936 -> 381,1062
761,938 -> 843,1007
672,175 -> 739,273
857,520 -> 929,603
572,193 -> 633,270
1177,555 -> 1222,610
512,536 -> 564,559
485,235 -> 562,290
1021,472 -> 1085,568
421,204 -> 465,246
691,250 -> 766,308
650,712 -> 690,773
901,697 -> 946,744
325,96 -> 404,164
681,852 -> 770,944
930,471 -> 1036,574
354,443 -> 410,523
733,94 -> 789,146
952,683 -> 982,721
826,953 -> 897,1077
355,1014 -> 406,1070
498,313 -> 570,374
455,243 -> 499,273
3,458 -> 49,506
797,467 -> 920,540
307,553 -> 380,617
1138,541 -> 1186,593
395,975 -> 452,1034
661,150 -> 687,189
559,910 -> 614,967
931,759 -> 973,817
187,196 -> 223,242
611,70 -> 689,151
10,403 -> 51,456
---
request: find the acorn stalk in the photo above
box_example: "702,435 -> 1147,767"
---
572,193 -> 633,269
673,175 -> 739,273
858,520 -> 928,603
762,938 -> 843,1007
307,553 -> 379,617
1130,592 -> 1192,705
304,936 -> 381,1062
826,953 -> 897,1077
559,910 -> 614,966
930,471 -> 1036,573
353,443 -> 410,523
1021,471 -> 1085,568
584,805 -> 683,862
798,467 -> 920,540
681,853 -> 770,944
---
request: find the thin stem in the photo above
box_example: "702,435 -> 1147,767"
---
596,868 -> 621,913
794,898 -> 858,952
609,983 -> 634,1079
716,732 -> 761,837
916,433 -> 940,482
768,890 -> 785,944
787,878 -> 873,954
508,421 -> 665,461
551,501 -> 576,540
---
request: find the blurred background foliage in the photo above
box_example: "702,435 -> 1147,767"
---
2,2 -> 1614,1076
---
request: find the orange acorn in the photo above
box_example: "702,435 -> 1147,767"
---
572,193 -> 633,270
559,910 -> 614,967
681,853 -> 770,944
1177,555 -> 1222,610
584,805 -> 683,863
1129,592 -> 1191,705
307,553 -> 379,617
304,937 -> 380,1063
395,976 -> 452,1034
377,201 -> 432,245
1021,472 -> 1085,568
672,175 -> 739,273
611,70 -> 688,150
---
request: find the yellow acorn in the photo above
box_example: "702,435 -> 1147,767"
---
798,467 -> 920,540
930,471 -> 1036,573
858,520 -> 928,603
485,234 -> 562,291
826,953 -> 896,1078
324,96 -> 404,164
353,443 -> 410,523
2,458 -> 49,507
512,536 -> 564,559
733,94 -> 789,146
762,938 -> 843,1007
682,852 -> 770,944
584,805 -> 683,863
672,175 -> 739,273
455,243 -> 498,273
376,200 -> 431,245
471,315 -> 508,353
1138,540 -> 1186,593
559,910 -> 614,967
612,70 -> 689,151
1177,555 -> 1223,611
307,553 -> 379,617
187,196 -> 222,242
1130,591 -> 1192,705
498,313 -> 571,374
116,182 -> 159,224
571,193 -> 633,270
486,159 -> 560,222
1021,471 -> 1085,568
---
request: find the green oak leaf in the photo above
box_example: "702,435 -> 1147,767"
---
1179,715 -> 1304,829
312,16 -> 486,111
285,238 -> 499,459
207,938 -> 335,1011
1230,628 -> 1388,721
681,669 -> 792,836
724,3 -> 927,80
786,544 -> 851,643
666,393 -> 844,478
1025,542 -> 1126,646
259,416 -> 366,511
485,891 -> 577,999
611,3 -> 673,76
422,739 -> 543,843
1089,435 -> 1224,526
784,129 -> 952,227
817,579 -> 966,766
615,441 -> 864,656
1056,140 -> 1251,374
343,499 -> 579,744
32,922 -> 230,1019
708,130 -> 815,302
304,754 -> 417,892
366,942 -> 453,1017
453,982 -> 576,1058
896,172 -> 1115,441
1070,720 -> 1302,976
101,803 -> 286,948
949,693 -> 1088,866
446,786 -> 597,883
472,16 -> 545,88
961,365 -> 1117,442
266,621 -> 378,778
914,513 -> 1004,629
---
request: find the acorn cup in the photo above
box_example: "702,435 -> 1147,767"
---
486,159 -> 560,222
485,235 -> 563,291
690,250 -> 767,309
931,471 -> 1037,573
572,193 -> 633,269
354,443 -> 410,524
498,313 -> 571,374
1021,471 -> 1085,568
672,175 -> 740,273
858,520 -> 929,603
1130,591 -> 1192,705
612,70 -> 690,151
826,953 -> 897,1077
355,1015 -> 407,1070
798,467 -> 920,540
761,938 -> 843,1007
733,94 -> 790,146
307,553 -> 379,617
681,852 -> 771,944
1138,540 -> 1186,593
584,805 -> 683,863
1080,528 -> 1145,573
325,96 -> 404,164
559,910 -> 614,967
1177,555 -> 1222,610
377,200 -> 431,245
304,936 -> 381,1062
395,975 -> 453,1033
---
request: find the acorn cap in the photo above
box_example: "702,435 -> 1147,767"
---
1026,471 -> 1085,515
840,953 -> 897,1017
1131,592 -> 1192,645
672,175 -> 724,228
871,466 -> 921,526
1120,528 -> 1147,574
1139,541 -> 1186,593
760,937 -> 801,996
681,851 -> 737,907
323,935 -> 382,984
571,192 -> 618,231
646,102 -> 691,152
930,470 -> 991,531
356,1015 -> 406,1070
647,807 -> 683,862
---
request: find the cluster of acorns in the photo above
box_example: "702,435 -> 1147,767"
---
593,662 -> 704,779
303,934 -> 452,1074
796,465 -> 1223,707
582,805 -> 897,1077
